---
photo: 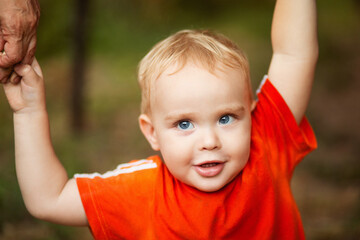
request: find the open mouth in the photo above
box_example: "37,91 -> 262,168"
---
194,161 -> 225,177
200,162 -> 220,168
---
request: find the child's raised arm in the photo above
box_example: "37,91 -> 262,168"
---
268,0 -> 318,123
2,59 -> 87,226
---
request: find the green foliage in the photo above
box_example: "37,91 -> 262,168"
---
1,0 -> 359,239
36,0 -> 73,58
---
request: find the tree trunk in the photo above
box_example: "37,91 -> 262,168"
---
71,0 -> 89,134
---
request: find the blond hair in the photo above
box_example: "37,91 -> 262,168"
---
137,29 -> 252,115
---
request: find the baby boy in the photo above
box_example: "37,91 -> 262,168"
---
2,0 -> 318,239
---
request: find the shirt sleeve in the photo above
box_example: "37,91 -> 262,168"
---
251,77 -> 317,177
75,158 -> 159,239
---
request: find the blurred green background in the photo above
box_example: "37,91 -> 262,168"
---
0,0 -> 359,239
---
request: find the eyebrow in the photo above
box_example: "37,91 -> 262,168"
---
164,111 -> 196,122
219,104 -> 246,114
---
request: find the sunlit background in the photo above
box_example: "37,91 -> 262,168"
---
0,0 -> 359,239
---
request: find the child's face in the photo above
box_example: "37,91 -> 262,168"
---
143,63 -> 253,192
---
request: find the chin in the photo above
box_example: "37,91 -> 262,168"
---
193,181 -> 228,193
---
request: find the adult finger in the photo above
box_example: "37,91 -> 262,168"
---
0,15 -> 35,67
0,34 -> 4,53
0,40 -> 25,67
0,50 -> 13,83
8,37 -> 38,84
0,67 -> 12,84
20,36 -> 37,66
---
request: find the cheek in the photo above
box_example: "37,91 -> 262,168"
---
223,126 -> 251,155
159,135 -> 193,181
158,132 -> 193,163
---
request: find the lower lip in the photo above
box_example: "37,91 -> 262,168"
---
194,163 -> 225,177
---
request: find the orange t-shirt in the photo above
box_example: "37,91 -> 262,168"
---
75,78 -> 317,240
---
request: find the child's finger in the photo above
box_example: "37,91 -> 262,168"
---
9,72 -> 21,84
30,58 -> 43,78
9,58 -> 42,85
13,63 -> 41,87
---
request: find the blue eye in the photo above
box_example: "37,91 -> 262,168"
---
177,121 -> 194,130
219,115 -> 234,125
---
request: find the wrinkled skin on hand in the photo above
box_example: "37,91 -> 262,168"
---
0,0 -> 40,84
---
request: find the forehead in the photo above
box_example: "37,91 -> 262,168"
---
151,63 -> 249,114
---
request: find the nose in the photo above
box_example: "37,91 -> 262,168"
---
198,126 -> 221,151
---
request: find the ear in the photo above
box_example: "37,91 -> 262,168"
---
138,114 -> 160,151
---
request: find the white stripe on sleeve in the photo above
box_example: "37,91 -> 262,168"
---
74,159 -> 157,179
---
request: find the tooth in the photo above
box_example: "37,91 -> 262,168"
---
201,163 -> 218,167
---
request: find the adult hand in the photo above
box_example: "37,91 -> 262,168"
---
0,0 -> 40,84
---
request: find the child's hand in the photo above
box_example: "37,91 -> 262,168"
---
2,58 -> 46,114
